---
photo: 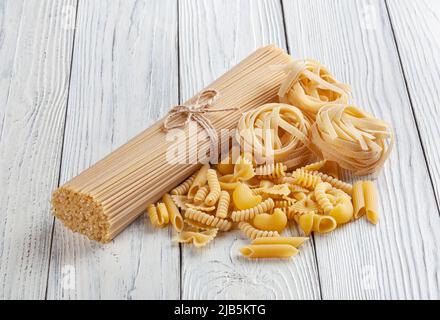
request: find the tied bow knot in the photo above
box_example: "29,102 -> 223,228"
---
163,89 -> 238,147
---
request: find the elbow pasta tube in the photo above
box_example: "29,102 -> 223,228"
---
255,163 -> 287,179
185,208 -> 232,231
233,183 -> 262,210
240,244 -> 298,259
194,185 -> 209,205
205,169 -> 221,206
252,208 -> 288,233
231,198 -> 275,222
215,191 -> 230,218
171,172 -> 198,195
238,222 -> 280,240
162,193 -> 184,232
156,203 -> 170,224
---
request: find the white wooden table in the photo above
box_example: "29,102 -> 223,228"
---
1,0 -> 439,300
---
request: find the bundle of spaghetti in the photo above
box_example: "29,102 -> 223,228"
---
51,45 -> 292,243
236,103 -> 313,169
310,104 -> 394,175
276,59 -> 351,120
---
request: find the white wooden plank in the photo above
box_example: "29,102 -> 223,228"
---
0,0 -> 77,299
386,0 -> 440,208
283,0 -> 440,299
46,0 -> 180,299
179,0 -> 321,300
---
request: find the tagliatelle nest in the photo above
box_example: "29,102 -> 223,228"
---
311,104 -> 394,175
277,59 -> 351,120
236,103 -> 313,169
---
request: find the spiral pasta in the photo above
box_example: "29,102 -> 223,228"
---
238,222 -> 280,240
216,191 -> 230,218
314,182 -> 334,214
255,163 -> 287,179
311,104 -> 394,175
236,103 -> 313,168
292,170 -> 322,190
205,169 -> 221,205
185,208 -> 232,231
171,172 -> 198,195
231,198 -> 275,222
277,59 -> 351,120
194,185 -> 209,205
307,170 -> 353,194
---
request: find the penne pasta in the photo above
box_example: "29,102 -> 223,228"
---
251,236 -> 309,248
363,181 -> 379,224
240,244 -> 298,259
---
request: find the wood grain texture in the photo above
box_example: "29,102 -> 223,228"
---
179,0 -> 321,300
386,0 -> 440,208
283,0 -> 440,299
46,0 -> 180,299
0,0 -> 77,299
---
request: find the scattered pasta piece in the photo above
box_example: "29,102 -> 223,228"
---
185,208 -> 232,231
238,222 -> 280,240
233,183 -> 262,210
255,163 -> 287,179
292,170 -> 322,190
240,244 -> 298,259
174,229 -> 218,248
363,181 -> 378,224
146,204 -> 167,228
171,172 -> 197,195
194,185 -> 210,205
162,193 -> 184,232
186,203 -> 216,212
252,208 -> 288,233
205,169 -> 221,206
215,191 -> 230,218
352,181 -> 366,219
251,236 -> 308,248
188,164 -> 209,199
231,198 -> 275,222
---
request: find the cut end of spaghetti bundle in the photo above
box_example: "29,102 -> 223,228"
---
51,187 -> 110,243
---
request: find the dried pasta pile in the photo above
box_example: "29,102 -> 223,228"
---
147,156 -> 378,259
